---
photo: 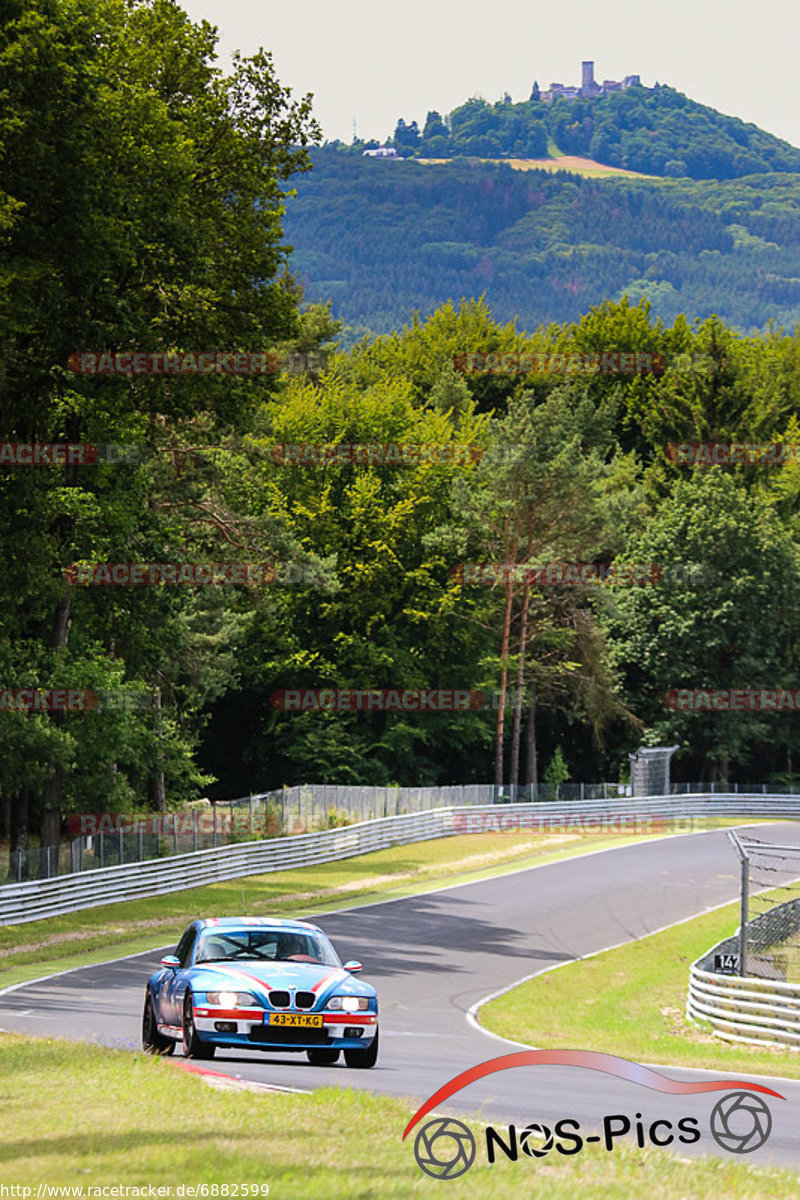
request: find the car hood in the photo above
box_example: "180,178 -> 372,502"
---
189,959 -> 376,1002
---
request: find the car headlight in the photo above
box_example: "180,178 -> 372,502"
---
205,990 -> 258,1008
327,995 -> 369,1012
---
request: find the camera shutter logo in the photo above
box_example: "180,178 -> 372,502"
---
413,1118 -> 476,1179
520,1122 -> 554,1158
710,1092 -> 772,1154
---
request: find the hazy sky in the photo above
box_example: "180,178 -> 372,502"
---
180,0 -> 800,149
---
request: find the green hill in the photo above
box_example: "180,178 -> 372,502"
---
385,85 -> 800,181
282,150 -> 800,338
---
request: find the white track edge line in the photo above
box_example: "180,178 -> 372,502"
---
465,894 -> 800,1086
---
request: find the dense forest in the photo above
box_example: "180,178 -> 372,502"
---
2,0 -> 800,873
282,150 -> 800,336
382,84 -> 800,180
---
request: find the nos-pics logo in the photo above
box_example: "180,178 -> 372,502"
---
403,1050 -> 783,1180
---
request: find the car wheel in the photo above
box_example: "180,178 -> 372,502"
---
182,992 -> 215,1060
142,991 -> 175,1055
306,1048 -> 340,1065
343,1029 -> 378,1069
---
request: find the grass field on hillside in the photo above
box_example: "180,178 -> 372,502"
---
417,154 -> 656,178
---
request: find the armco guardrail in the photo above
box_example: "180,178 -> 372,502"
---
687,932 -> 800,1049
2,792 -> 799,927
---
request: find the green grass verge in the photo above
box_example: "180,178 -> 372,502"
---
481,900 -> 800,1079
0,1034 -> 797,1196
0,829 -> 676,989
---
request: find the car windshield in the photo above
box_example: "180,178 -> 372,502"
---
194,928 -> 340,966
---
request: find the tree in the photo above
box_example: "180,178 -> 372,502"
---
452,381 -> 635,788
393,118 -> 420,155
0,0 -> 319,871
422,110 -> 449,145
607,472 -> 800,781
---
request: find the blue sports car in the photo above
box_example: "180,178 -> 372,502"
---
142,916 -> 378,1067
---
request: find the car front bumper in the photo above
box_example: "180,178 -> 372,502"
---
188,1006 -> 378,1051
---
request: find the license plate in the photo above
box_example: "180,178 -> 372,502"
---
266,1013 -> 323,1028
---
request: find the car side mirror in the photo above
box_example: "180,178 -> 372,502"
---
343,960 -> 362,973
160,955 -> 180,970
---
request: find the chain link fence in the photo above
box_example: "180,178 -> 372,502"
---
2,779 -> 795,885
727,831 -> 800,982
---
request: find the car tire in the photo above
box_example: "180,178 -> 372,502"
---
343,1029 -> 378,1069
182,992 -> 215,1060
142,991 -> 175,1055
306,1048 -> 340,1065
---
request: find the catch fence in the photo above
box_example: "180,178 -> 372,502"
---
3,792 -> 800,926
2,779 -> 795,885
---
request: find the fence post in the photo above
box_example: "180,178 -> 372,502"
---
739,848 -> 749,977
193,812 -> 198,853
119,829 -> 124,865
213,802 -> 217,848
728,830 -> 748,978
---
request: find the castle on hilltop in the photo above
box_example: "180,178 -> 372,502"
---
541,61 -> 641,103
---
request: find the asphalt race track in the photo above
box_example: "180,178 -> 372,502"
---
3,824 -> 800,1170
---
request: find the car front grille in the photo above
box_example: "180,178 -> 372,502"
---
249,1025 -> 330,1046
294,991 -> 316,1010
268,990 -> 290,1008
